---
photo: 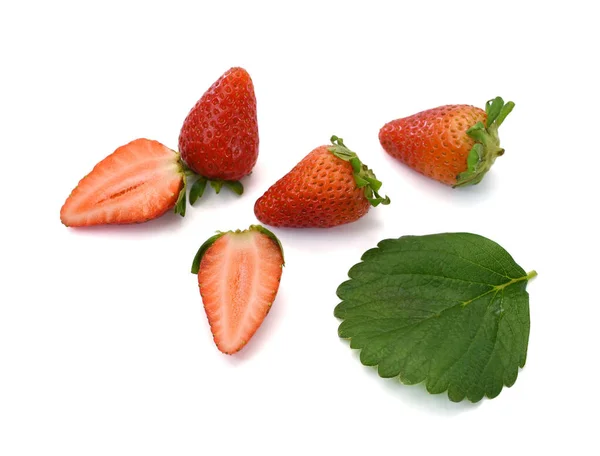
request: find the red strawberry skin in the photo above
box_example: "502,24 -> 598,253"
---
192,226 -> 284,354
60,138 -> 184,227
254,140 -> 388,228
178,67 -> 258,181
380,105 -> 486,185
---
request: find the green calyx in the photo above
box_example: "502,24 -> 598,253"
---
191,231 -> 226,274
188,176 -> 244,205
328,136 -> 391,207
177,158 -> 244,209
190,224 -> 285,274
172,150 -> 246,217
174,155 -> 188,217
455,96 -> 515,188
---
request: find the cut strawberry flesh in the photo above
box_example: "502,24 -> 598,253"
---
198,231 -> 284,354
60,139 -> 184,226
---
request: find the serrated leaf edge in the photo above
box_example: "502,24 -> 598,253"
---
334,234 -> 536,403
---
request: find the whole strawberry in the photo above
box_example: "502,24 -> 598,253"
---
254,136 -> 390,228
179,67 -> 258,200
379,97 -> 514,187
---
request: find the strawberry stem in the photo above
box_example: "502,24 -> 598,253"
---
527,270 -> 538,280
455,96 -> 515,187
329,136 -> 391,207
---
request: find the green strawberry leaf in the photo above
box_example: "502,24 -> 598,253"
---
334,233 -> 536,403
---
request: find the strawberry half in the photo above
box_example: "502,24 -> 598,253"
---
379,97 -> 514,187
60,138 -> 188,227
191,225 -> 284,354
179,67 -> 259,202
254,136 -> 390,228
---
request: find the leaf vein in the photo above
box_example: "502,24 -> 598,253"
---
457,233 -> 512,277
475,291 -> 505,399
430,290 -> 500,394
377,246 -> 514,281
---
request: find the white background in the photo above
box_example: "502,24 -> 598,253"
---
1,1 -> 598,454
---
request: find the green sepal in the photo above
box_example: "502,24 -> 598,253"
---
178,154 -> 244,207
459,144 -> 486,186
496,101 -> 515,127
455,96 -> 515,188
354,175 -> 369,188
328,135 -> 391,207
485,97 -> 504,127
210,180 -> 224,194
190,224 -> 285,274
188,177 -> 243,205
465,122 -> 487,143
467,143 -> 483,172
174,173 -> 187,217
224,180 -> 244,195
368,193 -> 391,207
349,157 -> 362,174
364,176 -> 382,192
191,232 -> 227,274
189,177 -> 208,205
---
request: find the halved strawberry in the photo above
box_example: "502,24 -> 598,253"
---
191,225 -> 285,354
60,138 -> 187,227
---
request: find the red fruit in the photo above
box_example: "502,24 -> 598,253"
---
178,67 -> 258,198
379,97 -> 515,187
254,136 -> 390,228
60,138 -> 186,227
191,225 -> 285,354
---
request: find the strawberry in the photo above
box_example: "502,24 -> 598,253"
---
178,67 -> 258,201
254,136 -> 390,228
379,97 -> 515,187
60,138 -> 187,227
191,225 -> 285,354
